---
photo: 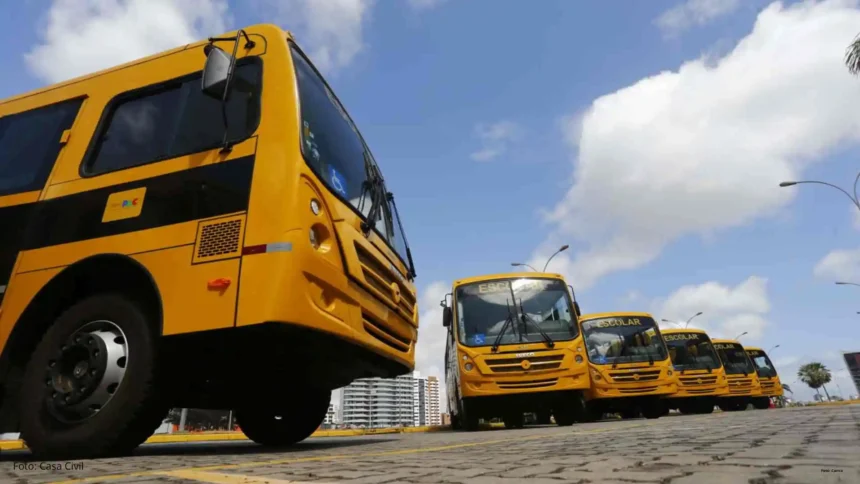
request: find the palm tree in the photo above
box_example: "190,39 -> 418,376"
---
797,362 -> 833,401
846,33 -> 860,75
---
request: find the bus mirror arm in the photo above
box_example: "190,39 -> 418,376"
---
202,29 -> 255,153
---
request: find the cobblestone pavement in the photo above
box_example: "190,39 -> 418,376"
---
1,404 -> 858,484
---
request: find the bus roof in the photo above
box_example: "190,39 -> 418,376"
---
744,346 -> 764,352
711,338 -> 742,345
661,328 -> 710,335
452,272 -> 565,287
579,311 -> 655,321
0,23 -> 291,106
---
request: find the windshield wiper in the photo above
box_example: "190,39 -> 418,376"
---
491,299 -> 516,353
517,298 -> 554,349
612,337 -> 630,369
358,150 -> 387,237
386,192 -> 417,280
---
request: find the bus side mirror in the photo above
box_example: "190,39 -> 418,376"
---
202,44 -> 233,100
574,301 -> 581,317
442,307 -> 452,327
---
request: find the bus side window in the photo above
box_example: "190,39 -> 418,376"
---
0,98 -> 83,196
83,61 -> 262,176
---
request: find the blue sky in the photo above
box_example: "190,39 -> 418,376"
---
5,0 -> 860,404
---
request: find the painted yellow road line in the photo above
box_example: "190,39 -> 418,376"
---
0,426 -> 454,451
51,416 -> 728,484
156,469 -> 338,484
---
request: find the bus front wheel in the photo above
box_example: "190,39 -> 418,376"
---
18,293 -> 167,460
235,389 -> 330,446
752,397 -> 771,410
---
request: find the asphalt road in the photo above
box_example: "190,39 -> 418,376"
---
1,404 -> 858,484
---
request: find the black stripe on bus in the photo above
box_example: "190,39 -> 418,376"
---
0,155 -> 256,298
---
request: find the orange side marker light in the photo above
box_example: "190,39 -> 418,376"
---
207,278 -> 232,290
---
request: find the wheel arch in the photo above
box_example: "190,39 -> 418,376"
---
0,253 -> 163,432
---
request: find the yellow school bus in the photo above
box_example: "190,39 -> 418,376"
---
0,24 -> 417,458
745,347 -> 782,409
712,339 -> 762,411
443,273 -> 589,430
661,328 -> 728,415
578,312 -> 677,420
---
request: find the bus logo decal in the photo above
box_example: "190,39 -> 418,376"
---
102,187 -> 147,223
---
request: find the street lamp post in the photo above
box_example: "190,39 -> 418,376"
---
510,262 -> 538,272
836,281 -> 860,288
768,344 -> 780,354
661,312 -> 703,329
778,171 -> 860,212
510,244 -> 570,273
542,245 -> 570,272
684,311 -> 703,328
734,331 -> 748,340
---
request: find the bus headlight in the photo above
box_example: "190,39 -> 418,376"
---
590,369 -> 603,381
575,355 -> 583,364
310,199 -> 321,215
309,227 -> 320,249
667,370 -> 674,376
464,362 -> 474,371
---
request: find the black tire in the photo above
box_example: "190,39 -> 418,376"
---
536,410 -> 551,425
18,293 -> 166,459
696,401 -> 715,414
502,412 -> 524,429
752,397 -> 770,410
554,406 -> 576,426
460,399 -> 480,431
640,401 -> 664,420
620,408 -> 639,419
236,388 -> 330,446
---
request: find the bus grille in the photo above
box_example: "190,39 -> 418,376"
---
354,243 -> 416,320
760,380 -> 776,390
362,313 -> 410,353
679,375 -> 718,387
728,378 -> 753,394
484,354 -> 564,373
497,378 -> 558,390
618,386 -> 658,394
608,369 -> 661,382
685,388 -> 714,394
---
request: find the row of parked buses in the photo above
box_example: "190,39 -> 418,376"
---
441,272 -> 783,429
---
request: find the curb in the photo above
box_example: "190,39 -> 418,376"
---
0,425 -> 453,451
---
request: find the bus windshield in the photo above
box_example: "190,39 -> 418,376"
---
664,332 -> 721,371
581,315 -> 667,365
290,44 -> 411,270
747,350 -> 778,378
454,278 -> 579,347
714,343 -> 755,375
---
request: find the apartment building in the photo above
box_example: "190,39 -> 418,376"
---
340,371 -> 442,428
427,376 -> 441,426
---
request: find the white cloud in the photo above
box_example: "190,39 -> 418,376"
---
655,0 -> 742,37
470,120 -> 522,162
26,0 -> 229,84
415,281 -> 450,411
537,0 -> 860,290
652,276 -> 771,341
813,247 -> 860,281
265,0 -> 373,74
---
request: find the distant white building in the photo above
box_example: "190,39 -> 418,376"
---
339,371 -> 442,428
323,403 -> 339,426
427,376 -> 441,426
